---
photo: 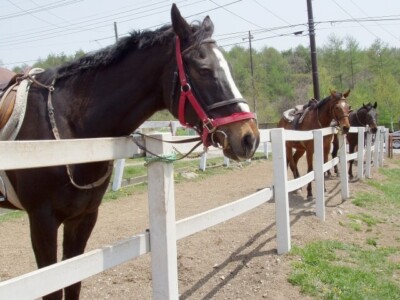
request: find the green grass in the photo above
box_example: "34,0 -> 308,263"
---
0,210 -> 26,222
352,168 -> 400,209
289,240 -> 400,299
348,213 -> 380,227
289,162 -> 400,299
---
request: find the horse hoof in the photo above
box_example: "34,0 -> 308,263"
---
307,195 -> 313,201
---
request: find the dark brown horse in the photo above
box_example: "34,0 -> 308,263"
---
277,90 -> 351,199
331,102 -> 378,178
0,5 -> 259,299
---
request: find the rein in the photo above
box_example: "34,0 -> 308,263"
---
131,132 -> 204,164
28,75 -> 113,190
355,109 -> 366,126
175,36 -> 256,147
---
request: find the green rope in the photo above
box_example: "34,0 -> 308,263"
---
144,152 -> 177,166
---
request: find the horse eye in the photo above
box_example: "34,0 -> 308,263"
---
198,68 -> 212,77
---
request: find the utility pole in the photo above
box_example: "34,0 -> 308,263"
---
306,0 -> 320,100
114,22 -> 119,42
245,31 -> 257,114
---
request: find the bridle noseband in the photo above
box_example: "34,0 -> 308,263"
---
175,36 -> 256,147
331,97 -> 349,123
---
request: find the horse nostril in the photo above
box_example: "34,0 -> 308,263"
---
242,133 -> 256,155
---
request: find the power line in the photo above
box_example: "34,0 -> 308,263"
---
251,0 -> 292,25
348,0 -> 400,42
0,0 -> 82,20
208,0 -> 281,37
330,0 -> 380,40
0,0 -> 178,43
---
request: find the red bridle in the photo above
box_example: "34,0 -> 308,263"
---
175,36 -> 256,147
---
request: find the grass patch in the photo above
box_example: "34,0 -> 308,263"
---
352,191 -> 378,207
353,166 -> 400,209
289,240 -> 400,299
0,210 -> 26,222
348,213 -> 380,227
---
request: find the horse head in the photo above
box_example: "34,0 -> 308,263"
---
362,101 -> 378,134
169,4 -> 260,161
330,89 -> 351,134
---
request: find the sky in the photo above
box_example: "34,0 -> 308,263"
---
1,0 -> 400,69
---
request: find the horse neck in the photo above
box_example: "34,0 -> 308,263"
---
351,109 -> 366,126
315,101 -> 335,127
63,46 -> 174,137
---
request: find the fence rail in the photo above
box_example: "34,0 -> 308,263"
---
0,125 -> 387,299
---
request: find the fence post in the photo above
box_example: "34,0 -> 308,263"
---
313,129 -> 325,221
199,152 -> 207,171
264,141 -> 269,159
112,159 -> 125,191
365,131 -> 372,178
145,133 -> 179,300
374,128 -> 380,171
378,127 -> 385,167
357,127 -> 365,180
270,128 -> 291,254
337,133 -> 349,199
385,128 -> 390,158
223,156 -> 230,167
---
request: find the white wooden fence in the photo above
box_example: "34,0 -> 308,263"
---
0,126 -> 387,299
111,121 -> 271,191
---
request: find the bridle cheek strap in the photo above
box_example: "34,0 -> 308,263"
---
175,36 -> 256,147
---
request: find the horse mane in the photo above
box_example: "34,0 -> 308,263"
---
55,21 -> 206,79
316,92 -> 343,109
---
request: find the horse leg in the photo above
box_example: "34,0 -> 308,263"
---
306,149 -> 314,199
331,135 -> 339,176
286,146 -> 298,178
289,148 -> 305,195
62,211 -> 99,300
348,143 -> 356,179
292,148 -> 305,178
28,212 -> 62,300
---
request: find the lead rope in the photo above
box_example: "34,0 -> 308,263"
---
132,132 -> 204,166
355,110 -> 365,126
37,77 -> 113,190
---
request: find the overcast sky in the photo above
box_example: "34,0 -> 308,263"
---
1,0 -> 399,68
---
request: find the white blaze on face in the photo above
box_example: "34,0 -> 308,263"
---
213,48 -> 250,113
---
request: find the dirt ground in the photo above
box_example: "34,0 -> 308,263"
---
0,154 -> 399,299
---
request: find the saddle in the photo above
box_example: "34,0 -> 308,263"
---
0,67 -> 26,130
282,98 -> 318,125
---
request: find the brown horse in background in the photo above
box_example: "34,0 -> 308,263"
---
331,102 -> 378,178
277,90 -> 351,199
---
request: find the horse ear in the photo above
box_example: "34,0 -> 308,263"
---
374,101 -> 378,108
202,16 -> 214,37
343,89 -> 351,98
171,4 -> 192,42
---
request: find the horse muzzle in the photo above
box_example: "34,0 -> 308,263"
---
214,119 -> 260,161
341,125 -> 350,134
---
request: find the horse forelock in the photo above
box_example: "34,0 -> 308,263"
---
55,20 -> 211,80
